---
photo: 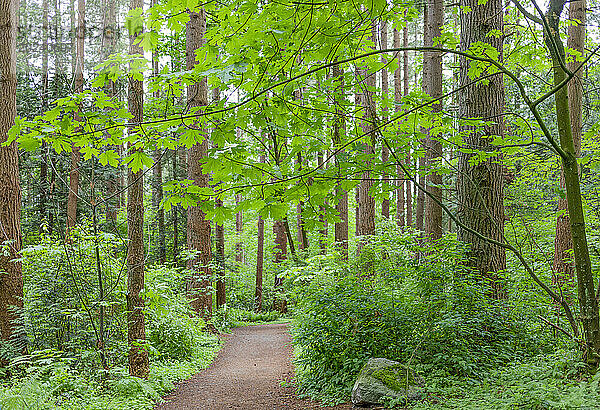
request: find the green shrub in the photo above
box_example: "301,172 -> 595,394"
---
287,224 -> 549,404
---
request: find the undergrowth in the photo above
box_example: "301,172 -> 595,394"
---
287,223 -> 595,408
0,332 -> 219,410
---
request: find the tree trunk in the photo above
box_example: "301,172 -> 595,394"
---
215,202 -> 225,308
186,8 -> 213,318
0,0 -> 24,357
414,14 -> 423,232
552,0 -> 585,290
255,155 -> 265,312
457,0 -> 506,298
103,0 -> 118,224
404,23 -> 412,228
295,158 -> 309,251
151,1 -> 165,264
544,0 -> 599,365
212,87 -> 225,308
356,20 -> 377,246
255,213 -> 264,312
318,152 -> 327,253
235,193 -> 243,264
415,162 -> 425,231
423,0 -> 444,240
380,20 -> 390,219
172,149 -> 179,262
66,0 -> 84,234
295,92 -> 309,252
39,0 -> 49,231
126,0 -> 148,379
332,62 -> 348,259
273,220 -> 287,313
393,26 -> 405,227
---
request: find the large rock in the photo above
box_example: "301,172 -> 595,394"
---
351,358 -> 423,407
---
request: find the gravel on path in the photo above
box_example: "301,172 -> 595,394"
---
155,323 -> 353,410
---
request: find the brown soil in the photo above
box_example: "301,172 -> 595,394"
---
155,323 -> 353,409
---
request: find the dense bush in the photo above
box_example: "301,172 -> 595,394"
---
0,234 -> 220,409
287,223 -> 557,404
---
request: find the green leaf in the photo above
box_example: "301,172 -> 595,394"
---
99,150 -> 120,167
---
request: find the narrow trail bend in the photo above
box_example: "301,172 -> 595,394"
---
156,323 -> 352,410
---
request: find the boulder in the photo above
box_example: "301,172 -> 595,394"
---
351,358 -> 423,407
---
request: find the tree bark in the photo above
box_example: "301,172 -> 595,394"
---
215,202 -> 225,308
423,0 -> 444,240
235,193 -> 243,264
186,8 -> 213,318
318,152 -> 327,253
393,26 -> 405,228
457,0 -> 506,298
273,220 -> 287,313
151,0 -> 165,264
0,0 -> 24,357
544,0 -> 599,365
294,85 -> 309,252
66,0 -> 84,234
414,15 -> 424,232
295,151 -> 309,251
102,0 -> 118,224
356,19 -> 377,247
39,0 -> 49,231
126,0 -> 148,378
380,20 -> 390,219
172,149 -> 179,262
332,62 -> 348,259
255,155 -> 265,312
404,24 -> 412,228
552,0 -> 585,289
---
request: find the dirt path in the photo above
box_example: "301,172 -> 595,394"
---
156,323 -> 352,409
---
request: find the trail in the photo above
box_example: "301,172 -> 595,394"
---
156,323 -> 352,409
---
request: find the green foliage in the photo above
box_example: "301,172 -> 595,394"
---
211,307 -> 283,332
288,222 -> 552,405
1,242 -> 220,409
414,350 -> 600,409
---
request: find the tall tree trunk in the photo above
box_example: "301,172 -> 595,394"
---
151,0 -> 165,264
235,193 -> 243,264
215,206 -> 225,308
318,152 -> 327,253
273,220 -> 287,313
423,0 -> 444,240
186,8 -> 212,318
552,0 -> 585,290
213,87 -> 225,309
381,20 -> 390,219
103,0 -> 118,224
0,0 -> 24,357
295,85 -> 309,252
172,149 -> 179,262
332,62 -> 348,259
404,24 -> 412,228
457,0 -> 506,298
296,152 -> 309,251
255,154 -> 265,312
66,0 -> 84,234
126,0 -> 148,378
544,0 -> 599,365
414,10 -> 424,232
393,25 -> 405,227
39,0 -> 49,232
356,19 -> 377,247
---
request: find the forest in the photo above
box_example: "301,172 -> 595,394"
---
1,0 -> 600,407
